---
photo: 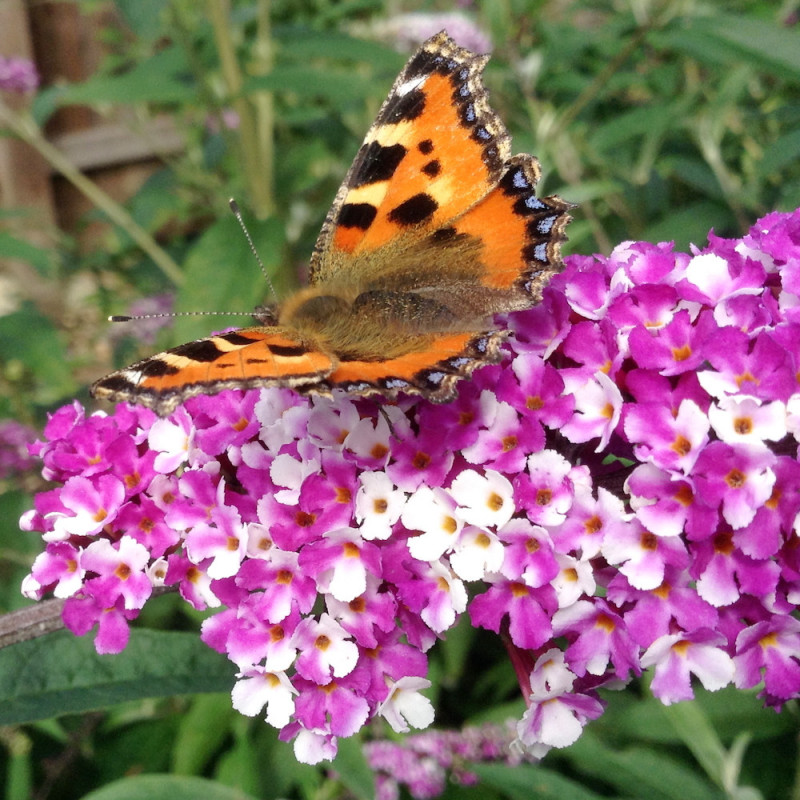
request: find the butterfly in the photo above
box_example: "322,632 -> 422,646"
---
91,32 -> 572,416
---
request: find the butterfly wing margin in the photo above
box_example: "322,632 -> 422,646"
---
91,328 -> 335,415
308,329 -> 507,403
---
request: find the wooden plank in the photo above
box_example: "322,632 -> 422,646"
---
52,117 -> 184,171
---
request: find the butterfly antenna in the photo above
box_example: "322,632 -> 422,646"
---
229,198 -> 277,300
109,201 -> 277,325
109,311 -> 259,323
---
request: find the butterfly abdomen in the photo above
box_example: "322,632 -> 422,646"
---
281,285 -> 469,362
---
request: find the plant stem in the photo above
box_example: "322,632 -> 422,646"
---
208,0 -> 275,218
252,0 -> 275,216
0,599 -> 65,650
551,25 -> 648,141
0,100 -> 184,287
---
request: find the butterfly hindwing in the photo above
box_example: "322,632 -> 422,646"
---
445,155 -> 573,307
316,329 -> 507,402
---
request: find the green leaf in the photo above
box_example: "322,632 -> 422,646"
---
0,231 -> 55,276
0,304 -> 77,404
245,66 -> 374,105
0,489 -> 41,614
600,687 -> 795,748
275,27 -> 403,69
697,16 -> 800,82
660,702 -> 726,784
472,763 -> 608,800
565,732 -> 725,800
172,694 -> 237,775
58,46 -> 194,106
639,203 -> 733,251
80,774 -> 259,800
172,215 -> 286,344
114,0 -> 170,42
214,718 -> 263,796
0,628 -> 234,726
30,85 -> 65,127
591,105 -> 679,151
333,734 -> 375,800
665,156 -> 726,201
759,128 -> 800,178
662,16 -> 800,82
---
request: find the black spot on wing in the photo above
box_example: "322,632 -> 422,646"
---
220,331 -> 259,346
421,159 -> 441,177
417,139 -> 434,155
431,226 -> 457,242
268,343 -> 309,358
171,339 -> 224,363
351,142 -> 407,187
338,203 -> 377,230
139,358 -> 180,377
388,193 -> 438,226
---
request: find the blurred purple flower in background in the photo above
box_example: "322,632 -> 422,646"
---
0,56 -> 39,93
370,13 -> 491,54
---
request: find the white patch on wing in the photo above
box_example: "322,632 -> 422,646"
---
396,75 -> 427,97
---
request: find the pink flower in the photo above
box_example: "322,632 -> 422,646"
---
642,629 -> 735,704
19,206 -> 800,766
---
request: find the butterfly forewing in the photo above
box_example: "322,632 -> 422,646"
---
310,32 -> 512,281
91,328 -> 335,415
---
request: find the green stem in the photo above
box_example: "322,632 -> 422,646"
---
252,0 -> 275,215
551,25 -> 648,141
208,0 -> 274,218
0,100 -> 184,287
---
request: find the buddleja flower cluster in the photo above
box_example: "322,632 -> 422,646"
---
20,208 -> 800,768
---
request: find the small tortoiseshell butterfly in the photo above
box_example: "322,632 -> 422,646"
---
92,32 -> 572,416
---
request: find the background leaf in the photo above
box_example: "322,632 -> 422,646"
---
81,774 -> 258,800
0,628 -> 234,726
172,214 -> 287,343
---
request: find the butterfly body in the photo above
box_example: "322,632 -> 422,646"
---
92,32 -> 572,415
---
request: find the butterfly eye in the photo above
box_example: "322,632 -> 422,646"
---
253,305 -> 278,325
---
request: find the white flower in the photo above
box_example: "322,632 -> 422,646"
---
232,670 -> 297,728
449,469 -> 515,529
355,472 -> 406,540
379,676 -> 435,733
402,486 -> 463,560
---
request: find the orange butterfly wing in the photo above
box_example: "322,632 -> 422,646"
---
310,33 -> 510,270
92,329 -> 334,414
91,32 -> 572,415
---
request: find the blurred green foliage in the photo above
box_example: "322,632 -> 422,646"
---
1,1 -> 799,798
